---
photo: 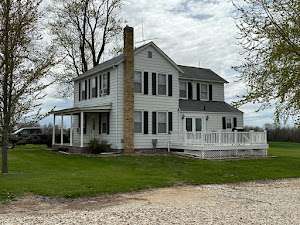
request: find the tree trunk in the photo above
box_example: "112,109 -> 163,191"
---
1,132 -> 8,174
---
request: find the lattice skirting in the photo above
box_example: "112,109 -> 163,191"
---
184,149 -> 267,159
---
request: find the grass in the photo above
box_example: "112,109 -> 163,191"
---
0,142 -> 300,202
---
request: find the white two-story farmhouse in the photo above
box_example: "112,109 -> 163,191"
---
52,26 -> 268,159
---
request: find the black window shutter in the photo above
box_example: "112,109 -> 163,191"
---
99,113 -> 102,134
107,72 -> 110,95
233,117 -> 237,128
188,82 -> 193,99
88,79 -> 91,99
152,112 -> 157,134
152,73 -> 156,95
168,112 -> 173,132
78,82 -> 81,101
144,72 -> 148,95
84,80 -> 88,100
106,112 -> 110,134
144,111 -> 148,134
95,76 -> 98,97
197,83 -> 200,100
209,84 -> 213,101
222,117 -> 226,129
168,75 -> 173,96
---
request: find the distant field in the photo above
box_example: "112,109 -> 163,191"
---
0,142 -> 300,202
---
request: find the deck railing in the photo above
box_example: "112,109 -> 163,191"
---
173,131 -> 267,146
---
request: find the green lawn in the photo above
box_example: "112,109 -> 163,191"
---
0,142 -> 300,202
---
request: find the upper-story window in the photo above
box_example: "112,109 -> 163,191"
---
179,81 -> 187,99
148,51 -> 152,58
201,83 -> 208,100
134,71 -> 142,93
99,73 -> 109,96
158,74 -> 167,95
91,77 -> 98,98
81,80 -> 87,100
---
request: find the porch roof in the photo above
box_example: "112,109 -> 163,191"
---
179,100 -> 243,113
51,104 -> 112,115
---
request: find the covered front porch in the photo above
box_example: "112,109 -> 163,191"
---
51,104 -> 112,150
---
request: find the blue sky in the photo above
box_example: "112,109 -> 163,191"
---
41,0 -> 280,127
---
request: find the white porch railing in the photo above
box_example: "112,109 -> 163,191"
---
172,131 -> 267,146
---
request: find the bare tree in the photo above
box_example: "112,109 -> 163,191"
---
0,0 -> 56,174
49,0 -> 122,96
233,0 -> 300,126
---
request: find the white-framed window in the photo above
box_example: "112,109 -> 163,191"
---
101,113 -> 108,133
186,118 -> 192,132
226,118 -> 232,129
196,118 -> 202,131
201,83 -> 208,100
81,80 -> 87,100
134,71 -> 142,93
134,111 -> 143,133
91,77 -> 97,98
157,112 -> 167,133
179,81 -> 187,99
158,74 -> 167,95
102,74 -> 108,96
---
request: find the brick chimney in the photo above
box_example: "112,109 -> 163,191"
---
123,26 -> 134,153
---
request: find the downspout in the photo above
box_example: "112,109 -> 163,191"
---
115,65 -> 119,149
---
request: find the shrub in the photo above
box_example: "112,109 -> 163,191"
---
88,139 -> 112,154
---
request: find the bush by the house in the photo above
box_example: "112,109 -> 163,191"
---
88,139 -> 112,154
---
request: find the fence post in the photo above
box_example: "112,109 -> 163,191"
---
264,130 -> 267,144
250,130 -> 254,144
234,130 -> 238,145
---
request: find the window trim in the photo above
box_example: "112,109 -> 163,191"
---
226,117 -> 233,129
157,73 -> 168,96
179,80 -> 188,99
200,83 -> 209,100
157,111 -> 168,134
134,111 -> 143,133
134,70 -> 143,94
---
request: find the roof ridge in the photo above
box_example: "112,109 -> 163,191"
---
177,64 -> 210,70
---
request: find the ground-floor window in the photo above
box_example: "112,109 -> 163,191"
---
196,118 -> 202,131
158,112 -> 167,133
134,111 -> 143,133
226,118 -> 232,129
186,118 -> 193,132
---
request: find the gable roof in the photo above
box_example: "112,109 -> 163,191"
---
178,65 -> 228,83
179,99 -> 242,113
73,42 -> 183,81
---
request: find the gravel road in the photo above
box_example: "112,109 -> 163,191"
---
0,179 -> 299,225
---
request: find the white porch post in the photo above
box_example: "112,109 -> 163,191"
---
52,114 -> 56,145
60,115 -> 64,145
80,111 -> 84,148
70,114 -> 73,146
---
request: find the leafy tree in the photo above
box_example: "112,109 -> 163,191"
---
233,0 -> 300,125
0,0 -> 56,173
49,0 -> 123,96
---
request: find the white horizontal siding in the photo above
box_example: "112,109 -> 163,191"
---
133,45 -> 180,149
179,79 -> 224,101
180,111 -> 243,132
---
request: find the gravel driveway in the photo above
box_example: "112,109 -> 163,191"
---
0,179 -> 300,225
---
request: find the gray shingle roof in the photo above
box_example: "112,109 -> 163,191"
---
74,42 -> 228,84
178,65 -> 228,83
179,100 -> 243,113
